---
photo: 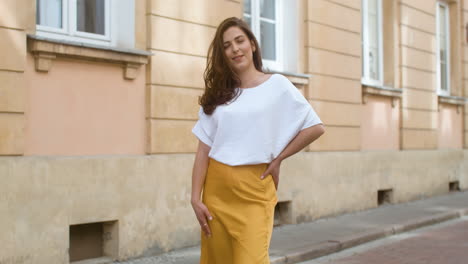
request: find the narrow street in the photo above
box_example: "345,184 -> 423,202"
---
301,217 -> 468,264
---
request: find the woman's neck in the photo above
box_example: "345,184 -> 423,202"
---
237,68 -> 265,88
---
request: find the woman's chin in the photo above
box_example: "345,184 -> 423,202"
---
231,63 -> 250,73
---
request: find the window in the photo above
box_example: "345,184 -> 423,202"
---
36,0 -> 135,48
362,0 -> 383,86
243,0 -> 283,71
436,1 -> 450,95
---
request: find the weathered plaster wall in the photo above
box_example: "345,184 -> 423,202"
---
1,150 -> 466,263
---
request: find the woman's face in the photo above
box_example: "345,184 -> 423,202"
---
222,26 -> 256,73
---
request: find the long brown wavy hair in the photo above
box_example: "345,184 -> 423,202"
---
200,17 -> 263,115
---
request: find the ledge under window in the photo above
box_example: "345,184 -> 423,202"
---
27,34 -> 152,80
362,83 -> 402,107
438,94 -> 467,113
266,70 -> 311,90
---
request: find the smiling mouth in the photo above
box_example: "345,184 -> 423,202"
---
232,55 -> 244,61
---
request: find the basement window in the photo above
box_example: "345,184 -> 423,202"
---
377,189 -> 393,206
69,220 -> 118,263
449,181 -> 460,192
274,201 -> 293,226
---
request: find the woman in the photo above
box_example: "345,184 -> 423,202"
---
191,17 -> 325,264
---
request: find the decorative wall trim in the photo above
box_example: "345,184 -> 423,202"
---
267,70 -> 310,90
27,35 -> 151,80
362,84 -> 402,108
438,94 -> 467,113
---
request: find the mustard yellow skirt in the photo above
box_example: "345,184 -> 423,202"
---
200,158 -> 278,264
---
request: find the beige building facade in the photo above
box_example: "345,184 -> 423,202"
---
0,0 -> 467,263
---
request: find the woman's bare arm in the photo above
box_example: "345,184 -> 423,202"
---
261,124 -> 325,189
191,140 -> 213,237
276,124 -> 325,162
191,141 -> 211,202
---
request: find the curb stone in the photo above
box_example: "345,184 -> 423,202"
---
283,242 -> 340,264
335,228 -> 393,250
392,211 -> 459,234
458,208 -> 468,216
270,255 -> 286,264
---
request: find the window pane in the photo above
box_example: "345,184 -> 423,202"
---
440,60 -> 448,91
244,16 -> 252,30
260,0 -> 275,20
366,0 -> 380,81
77,0 -> 105,35
439,5 -> 447,34
369,47 -> 380,80
36,0 -> 63,28
244,0 -> 251,14
438,5 -> 449,92
367,0 -> 379,49
439,6 -> 447,52
260,21 -> 276,60
368,0 -> 377,13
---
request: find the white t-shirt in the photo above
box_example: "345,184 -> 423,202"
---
192,73 -> 322,166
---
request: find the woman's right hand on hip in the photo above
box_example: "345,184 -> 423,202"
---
191,200 -> 213,237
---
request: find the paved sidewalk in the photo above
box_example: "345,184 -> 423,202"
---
114,191 -> 468,264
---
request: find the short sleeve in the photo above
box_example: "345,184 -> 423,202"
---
300,105 -> 322,130
192,107 -> 215,147
283,77 -> 323,130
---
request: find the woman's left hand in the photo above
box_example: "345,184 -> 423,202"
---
261,158 -> 282,190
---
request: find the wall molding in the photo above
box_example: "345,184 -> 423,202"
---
27,35 -> 151,80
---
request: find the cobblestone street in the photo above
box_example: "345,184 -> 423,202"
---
303,217 -> 468,264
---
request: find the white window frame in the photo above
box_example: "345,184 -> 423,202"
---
436,1 -> 451,96
36,0 -> 112,46
361,0 -> 384,86
243,0 -> 283,72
